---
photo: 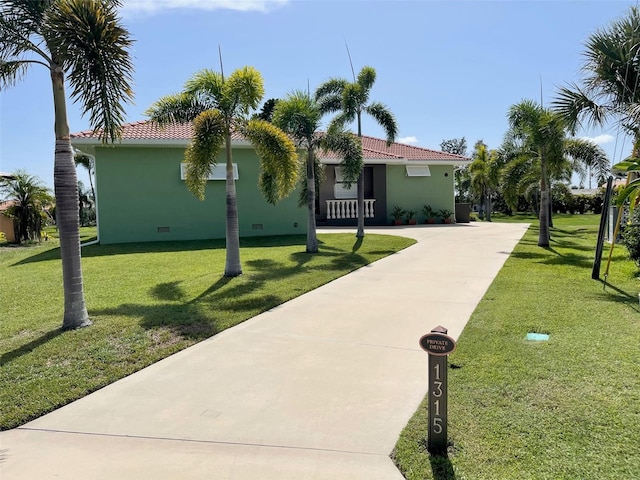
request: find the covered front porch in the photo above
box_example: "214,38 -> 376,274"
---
317,165 -> 388,226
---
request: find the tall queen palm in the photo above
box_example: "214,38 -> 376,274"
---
0,0 -> 134,329
468,142 -> 501,222
146,66 -> 298,276
272,90 -> 362,253
316,66 -> 397,238
505,100 -> 609,246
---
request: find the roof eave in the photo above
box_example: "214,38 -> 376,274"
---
319,158 -> 472,166
70,138 -> 254,148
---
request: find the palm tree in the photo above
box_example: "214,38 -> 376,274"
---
77,180 -> 93,226
468,141 -> 500,221
0,0 -> 134,329
316,66 -> 397,238
0,170 -> 53,242
146,66 -> 298,276
553,5 -> 640,251
272,90 -> 362,253
441,137 -> 471,202
553,6 -> 640,149
74,151 -> 95,205
504,100 -> 609,246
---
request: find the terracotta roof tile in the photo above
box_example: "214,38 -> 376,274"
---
71,121 -> 468,163
71,121 -> 244,141
0,200 -> 16,212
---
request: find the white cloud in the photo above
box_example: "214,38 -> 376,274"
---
580,134 -> 614,146
121,0 -> 288,14
397,136 -> 419,145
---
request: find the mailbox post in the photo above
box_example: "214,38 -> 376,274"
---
419,325 -> 456,453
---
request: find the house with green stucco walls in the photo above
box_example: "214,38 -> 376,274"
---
71,121 -> 469,244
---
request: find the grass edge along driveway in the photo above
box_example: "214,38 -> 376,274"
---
1,233 -> 415,430
392,215 -> 640,480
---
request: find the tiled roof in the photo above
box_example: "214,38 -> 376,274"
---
322,135 -> 468,162
0,200 -> 16,212
71,121 -> 246,141
71,121 -> 469,163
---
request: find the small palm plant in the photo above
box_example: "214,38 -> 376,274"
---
438,209 -> 454,224
423,205 -> 436,224
405,209 -> 417,225
391,205 -> 405,225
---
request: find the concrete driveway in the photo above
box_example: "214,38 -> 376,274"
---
0,222 -> 528,479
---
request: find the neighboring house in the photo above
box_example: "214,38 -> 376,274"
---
570,188 -> 599,196
71,121 -> 469,244
0,200 -> 16,243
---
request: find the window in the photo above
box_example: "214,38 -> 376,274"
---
406,166 -> 431,177
334,167 -> 356,199
180,163 -> 238,181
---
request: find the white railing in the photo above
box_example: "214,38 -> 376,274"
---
326,199 -> 376,219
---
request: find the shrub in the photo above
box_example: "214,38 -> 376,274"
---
621,209 -> 640,266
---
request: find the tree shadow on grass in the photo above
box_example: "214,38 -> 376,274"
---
93,302 -> 219,341
1,328 -> 64,365
150,281 -> 188,302
352,237 -> 363,252
12,234 -> 313,266
11,239 -> 227,266
430,453 -> 457,480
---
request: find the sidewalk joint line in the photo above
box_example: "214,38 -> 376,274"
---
16,427 -> 389,457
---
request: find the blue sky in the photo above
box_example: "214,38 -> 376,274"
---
1,0 -> 637,189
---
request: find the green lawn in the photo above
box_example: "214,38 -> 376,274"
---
0,232 -> 415,430
393,213 -> 640,479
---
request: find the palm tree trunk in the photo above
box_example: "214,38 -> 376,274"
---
538,159 -> 550,247
485,187 -> 492,222
52,64 -> 90,329
224,132 -> 242,277
356,113 -> 365,238
306,145 -> 318,253
87,165 -> 96,206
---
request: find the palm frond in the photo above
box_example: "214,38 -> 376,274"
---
553,84 -> 609,133
356,66 -> 376,92
225,66 -> 265,117
44,0 -> 134,143
501,154 -> 538,210
320,130 -> 362,186
271,90 -> 321,143
245,119 -> 299,203
328,112 -> 352,133
73,151 -> 93,172
0,59 -> 28,87
184,68 -> 225,110
0,1 -> 51,85
564,137 -> 610,185
146,92 -> 209,126
365,102 -> 397,145
316,92 -> 342,115
315,78 -> 347,102
184,110 -> 226,200
616,177 -> 640,207
612,156 -> 640,172
342,82 -> 364,119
